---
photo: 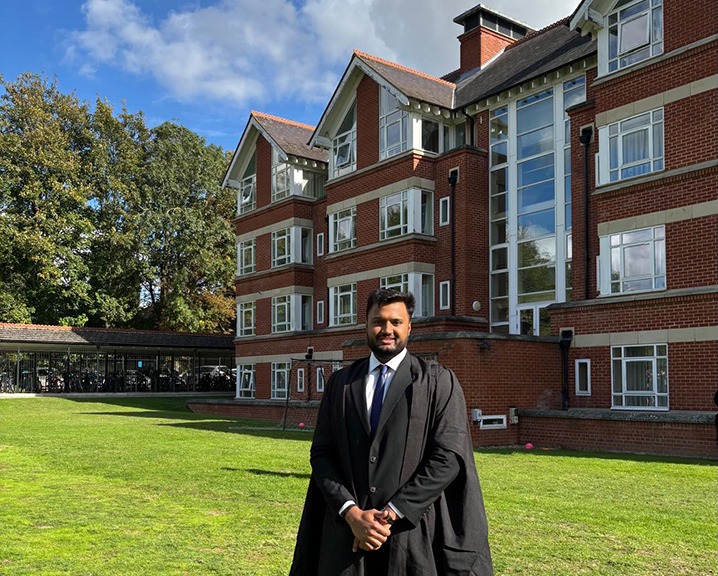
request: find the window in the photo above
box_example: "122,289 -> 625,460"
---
600,109 -> 664,184
575,359 -> 591,396
490,105 -> 509,333
272,294 -> 313,333
272,148 -> 291,202
380,87 -> 408,159
272,296 -> 292,333
237,301 -> 255,337
271,227 -> 313,267
316,367 -> 325,393
329,207 -> 356,252
479,415 -> 507,430
612,344 -> 668,409
272,229 -> 291,267
271,362 -> 290,400
299,170 -> 327,199
439,281 -> 451,310
608,0 -> 663,73
316,300 -> 325,325
380,273 -> 434,317
297,368 -> 305,393
422,119 -> 440,153
237,239 -> 255,276
237,153 -> 256,214
330,283 -> 356,326
439,197 -> 450,226
599,225 -> 665,295
316,232 -> 325,257
379,189 -> 433,240
332,101 -> 356,177
237,364 -> 255,398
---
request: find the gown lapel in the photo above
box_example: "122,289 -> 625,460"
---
374,354 -> 412,438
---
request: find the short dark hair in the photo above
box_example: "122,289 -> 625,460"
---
365,288 -> 415,319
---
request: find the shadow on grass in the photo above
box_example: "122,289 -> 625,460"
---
477,446 -> 717,466
221,467 -> 310,480
163,420 -> 312,441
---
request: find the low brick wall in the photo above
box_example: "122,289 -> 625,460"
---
188,398 -> 320,428
518,409 -> 718,459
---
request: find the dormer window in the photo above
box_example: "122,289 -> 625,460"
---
238,153 -> 256,214
608,0 -> 663,73
332,101 -> 356,177
380,87 -> 408,159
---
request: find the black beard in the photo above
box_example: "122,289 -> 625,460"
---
368,338 -> 406,363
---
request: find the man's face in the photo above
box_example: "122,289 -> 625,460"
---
366,301 -> 412,362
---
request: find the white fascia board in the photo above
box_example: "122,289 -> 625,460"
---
222,116 -> 255,188
570,0 -> 611,34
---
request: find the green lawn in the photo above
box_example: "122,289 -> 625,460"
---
0,398 -> 715,575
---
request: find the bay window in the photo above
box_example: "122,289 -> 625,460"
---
379,189 -> 433,240
329,207 -> 356,252
599,225 -> 665,295
330,283 -> 356,326
272,294 -> 313,333
380,88 -> 408,159
608,0 -> 663,73
271,227 -> 313,267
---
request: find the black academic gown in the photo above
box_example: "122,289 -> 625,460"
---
289,354 -> 493,576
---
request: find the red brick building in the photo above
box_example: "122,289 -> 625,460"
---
192,0 -> 718,458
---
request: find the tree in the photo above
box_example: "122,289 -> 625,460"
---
0,73 -> 95,326
134,122 -> 235,333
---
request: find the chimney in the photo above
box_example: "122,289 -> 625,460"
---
453,4 -> 533,73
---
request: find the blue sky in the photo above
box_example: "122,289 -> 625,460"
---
1,0 -> 579,152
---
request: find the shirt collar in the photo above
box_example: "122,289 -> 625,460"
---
368,348 -> 408,374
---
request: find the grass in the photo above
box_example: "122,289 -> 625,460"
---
0,398 -> 715,575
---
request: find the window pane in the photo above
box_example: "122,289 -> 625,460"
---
518,126 -> 554,159
422,120 -> 439,152
518,265 -> 556,294
623,244 -> 651,277
518,208 -> 555,239
519,181 -> 555,214
518,154 -> 554,188
491,142 -> 507,165
517,96 -> 553,133
492,247 -> 508,271
620,13 -> 649,54
518,237 -> 556,267
491,168 -> 507,195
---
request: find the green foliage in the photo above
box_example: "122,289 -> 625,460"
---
0,73 -> 235,332
0,398 -> 715,575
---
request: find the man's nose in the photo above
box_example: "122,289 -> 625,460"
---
379,321 -> 393,333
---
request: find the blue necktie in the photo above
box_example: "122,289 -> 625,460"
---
370,365 -> 388,435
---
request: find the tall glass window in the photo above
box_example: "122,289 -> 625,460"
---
380,88 -> 408,159
489,106 -> 509,333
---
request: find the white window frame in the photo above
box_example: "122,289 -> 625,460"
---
316,300 -> 325,325
316,232 -> 325,257
316,367 -> 325,393
238,174 -> 256,215
272,227 -> 313,268
236,364 -> 255,398
379,189 -> 433,241
271,362 -> 290,400
271,148 -> 291,203
297,368 -> 305,393
598,225 -> 665,295
605,0 -> 663,74
237,239 -> 255,276
379,87 -> 408,160
332,101 -> 357,177
439,281 -> 451,310
271,294 -> 313,333
237,301 -> 255,337
330,283 -> 357,326
598,108 -> 664,184
575,359 -> 591,396
329,207 -> 356,252
479,415 -> 507,430
380,272 -> 434,317
611,344 -> 668,410
439,197 -> 450,226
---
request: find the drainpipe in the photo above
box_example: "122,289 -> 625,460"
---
579,126 -> 593,300
448,171 -> 458,316
559,330 -> 573,410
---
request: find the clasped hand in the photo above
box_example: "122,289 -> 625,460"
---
344,507 -> 393,552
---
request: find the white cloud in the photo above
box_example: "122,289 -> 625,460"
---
66,0 -> 581,109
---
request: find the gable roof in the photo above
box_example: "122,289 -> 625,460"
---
223,111 -> 327,188
353,50 -> 456,109
252,112 -> 327,163
455,19 -> 596,108
0,323 -> 234,351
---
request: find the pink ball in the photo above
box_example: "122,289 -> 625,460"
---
298,422 -> 305,428
525,443 -> 534,450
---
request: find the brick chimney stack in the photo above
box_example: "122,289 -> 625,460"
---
454,4 -> 533,73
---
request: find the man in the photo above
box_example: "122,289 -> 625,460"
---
290,288 -> 493,575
